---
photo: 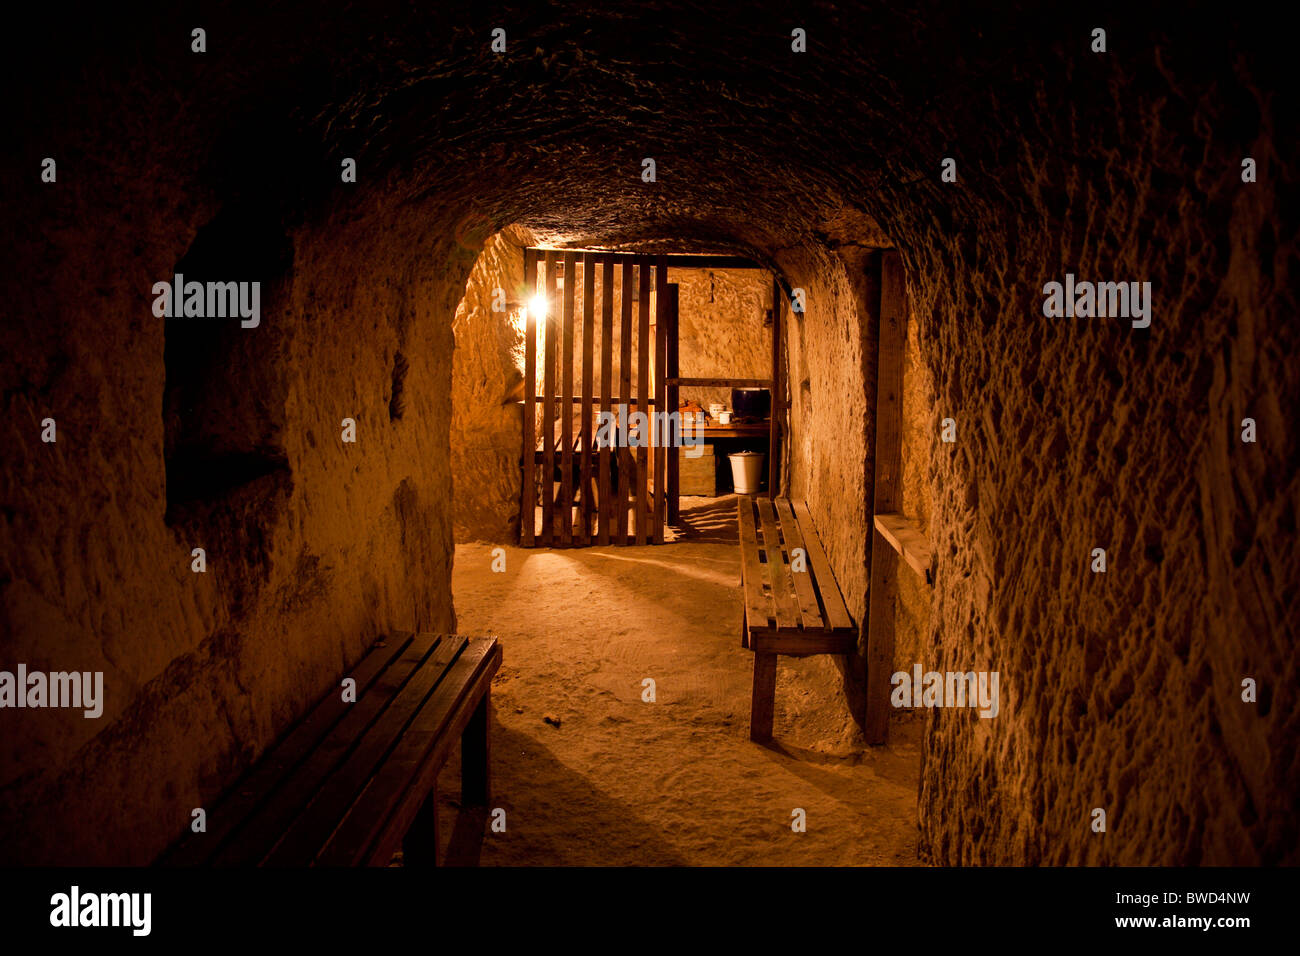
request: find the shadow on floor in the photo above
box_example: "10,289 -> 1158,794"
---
431,722 -> 691,866
670,495 -> 740,544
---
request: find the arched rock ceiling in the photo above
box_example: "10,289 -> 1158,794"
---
16,3 -> 1273,262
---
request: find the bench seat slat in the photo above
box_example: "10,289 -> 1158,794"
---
163,632 -> 424,866
774,498 -> 826,630
736,495 -> 773,629
316,638 -> 501,866
263,635 -> 470,866
755,496 -> 799,628
791,500 -> 854,632
209,632 -> 450,866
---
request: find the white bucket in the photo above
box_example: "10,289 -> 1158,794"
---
729,451 -> 765,495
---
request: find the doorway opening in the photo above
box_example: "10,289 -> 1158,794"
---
517,249 -> 789,547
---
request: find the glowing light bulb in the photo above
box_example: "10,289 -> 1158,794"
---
529,293 -> 548,323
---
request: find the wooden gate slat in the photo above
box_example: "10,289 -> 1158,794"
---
541,252 -> 557,546
635,259 -> 651,545
521,250 -> 537,546
617,262 -> 634,544
665,283 -> 680,526
598,260 -> 614,545
653,257 -> 667,543
560,251 -> 576,546
580,254 -> 596,544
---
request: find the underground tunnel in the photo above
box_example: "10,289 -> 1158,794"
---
0,0 -> 1296,893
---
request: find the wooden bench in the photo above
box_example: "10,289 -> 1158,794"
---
737,496 -> 855,741
160,633 -> 501,866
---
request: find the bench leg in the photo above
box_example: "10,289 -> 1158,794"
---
461,693 -> 491,807
740,608 -> 749,649
750,651 -> 777,742
403,786 -> 439,866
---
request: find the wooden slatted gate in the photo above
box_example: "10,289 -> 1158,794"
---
520,250 -> 673,546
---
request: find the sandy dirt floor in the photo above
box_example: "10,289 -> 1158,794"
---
436,496 -> 922,866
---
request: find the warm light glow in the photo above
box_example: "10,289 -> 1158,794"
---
528,293 -> 548,323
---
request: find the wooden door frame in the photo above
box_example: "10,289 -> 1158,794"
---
520,249 -> 788,543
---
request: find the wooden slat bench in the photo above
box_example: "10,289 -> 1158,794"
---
160,633 -> 501,867
737,496 -> 855,741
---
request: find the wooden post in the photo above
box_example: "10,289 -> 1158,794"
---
750,650 -> 776,742
863,251 -> 907,744
666,283 -> 680,526
560,252 -> 576,546
635,259 -> 651,545
598,260 -> 614,545
580,254 -> 596,544
541,251 -> 557,546
461,695 -> 491,806
768,276 -> 782,498
521,249 -> 537,547
402,787 -> 439,866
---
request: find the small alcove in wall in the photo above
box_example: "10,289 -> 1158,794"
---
162,202 -> 295,610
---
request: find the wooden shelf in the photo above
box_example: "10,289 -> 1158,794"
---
691,423 -> 770,438
665,377 -> 772,389
873,513 -> 932,585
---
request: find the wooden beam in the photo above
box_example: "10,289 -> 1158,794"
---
521,249 -> 537,547
532,396 -> 656,405
541,251 -> 557,546
873,513 -> 932,584
768,276 -> 782,498
750,632 -> 858,657
525,249 -> 764,270
598,259 -> 614,546
580,254 -> 596,545
864,250 -> 907,744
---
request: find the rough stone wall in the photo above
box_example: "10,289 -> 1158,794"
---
783,247 -> 875,626
895,36 -> 1298,868
1,139 -> 468,863
672,268 -> 771,411
451,229 -> 527,542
